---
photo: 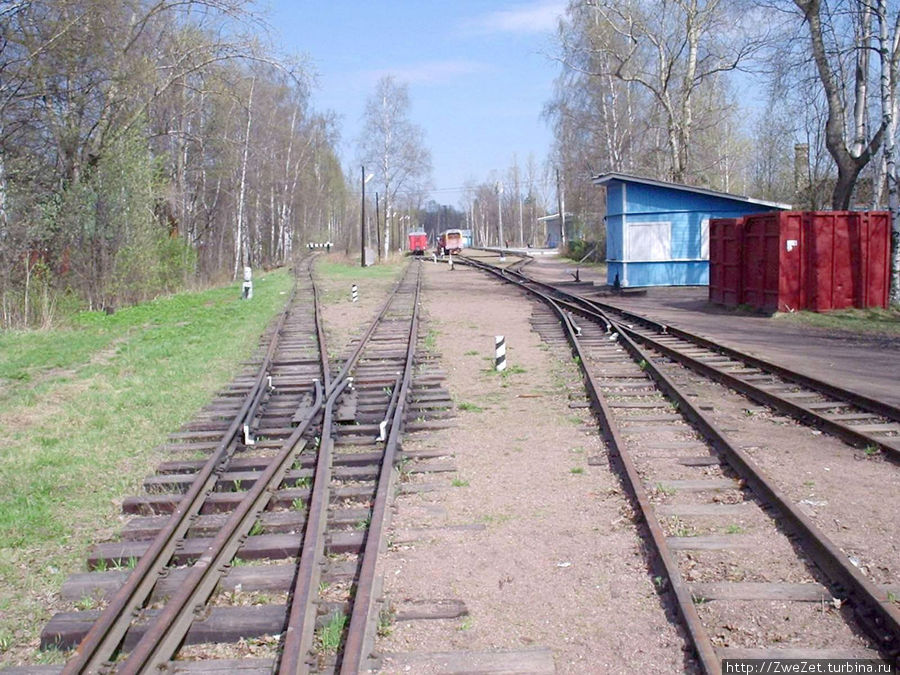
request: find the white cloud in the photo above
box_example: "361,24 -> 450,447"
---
365,60 -> 490,86
463,0 -> 566,35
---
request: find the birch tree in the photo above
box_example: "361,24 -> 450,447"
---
791,0 -> 889,209
560,0 -> 765,183
357,76 -> 431,259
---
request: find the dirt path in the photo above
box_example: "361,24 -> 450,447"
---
377,261 -> 694,673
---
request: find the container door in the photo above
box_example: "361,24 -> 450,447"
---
861,212 -> 891,308
777,212 -> 803,312
743,214 -> 782,311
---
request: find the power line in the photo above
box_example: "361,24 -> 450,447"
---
394,177 -> 557,198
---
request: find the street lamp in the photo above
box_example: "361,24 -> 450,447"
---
361,167 -> 374,267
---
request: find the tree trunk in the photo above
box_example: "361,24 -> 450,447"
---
877,0 -> 900,304
234,77 -> 254,279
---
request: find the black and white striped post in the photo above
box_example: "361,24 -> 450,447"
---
241,266 -> 253,300
494,335 -> 506,372
351,284 -> 359,303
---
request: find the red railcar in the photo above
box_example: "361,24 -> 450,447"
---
407,231 -> 428,255
438,229 -> 463,255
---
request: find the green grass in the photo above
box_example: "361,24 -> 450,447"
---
424,328 -> 439,351
314,258 -> 405,305
777,305 -> 900,336
457,401 -> 483,413
0,268 -> 293,665
316,611 -> 347,653
315,259 -> 404,282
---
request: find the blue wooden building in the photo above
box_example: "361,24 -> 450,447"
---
593,173 -> 789,287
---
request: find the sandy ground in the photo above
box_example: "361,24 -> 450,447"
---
377,261 -> 695,673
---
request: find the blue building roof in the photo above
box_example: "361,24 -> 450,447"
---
592,173 -> 790,288
593,172 -> 791,211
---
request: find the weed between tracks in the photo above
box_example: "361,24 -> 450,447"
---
315,611 -> 347,654
0,269 -> 293,665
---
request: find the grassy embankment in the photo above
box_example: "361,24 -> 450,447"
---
0,269 -> 294,665
776,305 -> 900,336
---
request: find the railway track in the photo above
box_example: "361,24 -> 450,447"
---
479,251 -> 900,461
13,258 -> 450,674
460,252 -> 899,673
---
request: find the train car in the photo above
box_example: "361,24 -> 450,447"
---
407,231 -> 428,255
438,229 -> 463,255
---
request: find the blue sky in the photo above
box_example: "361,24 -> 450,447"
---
264,0 -> 567,205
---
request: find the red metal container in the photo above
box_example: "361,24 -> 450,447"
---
802,211 -> 890,310
709,211 -> 890,312
708,218 -> 743,307
741,212 -> 803,312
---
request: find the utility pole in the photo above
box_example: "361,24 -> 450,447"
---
361,168 -> 374,266
360,166 -> 366,267
556,168 -> 566,247
375,192 -> 381,261
496,182 -> 504,248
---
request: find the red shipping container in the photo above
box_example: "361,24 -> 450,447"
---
741,212 -> 803,312
803,211 -> 890,310
709,211 -> 890,312
709,218 -> 743,307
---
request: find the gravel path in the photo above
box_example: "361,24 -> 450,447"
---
377,262 -> 695,673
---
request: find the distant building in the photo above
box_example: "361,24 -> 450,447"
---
536,212 -> 575,248
593,173 -> 789,287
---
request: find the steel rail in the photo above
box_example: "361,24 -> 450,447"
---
611,324 -> 900,660
62,277 -> 299,675
459,254 -> 900,671
586,295 -> 900,426
116,379 -> 323,673
119,258 -> 334,672
278,260 -> 419,674
455,255 -> 720,672
325,262 -> 413,397
470,257 -> 900,459
278,378 -> 349,674
610,322 -> 900,461
340,261 -> 423,674
309,262 -> 332,392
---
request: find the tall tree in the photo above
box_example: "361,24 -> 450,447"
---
0,0 -> 347,326
556,0 -> 765,183
791,0 -> 892,209
357,76 -> 431,259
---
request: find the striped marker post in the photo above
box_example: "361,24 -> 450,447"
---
494,335 -> 506,372
448,254 -> 454,271
351,284 -> 358,303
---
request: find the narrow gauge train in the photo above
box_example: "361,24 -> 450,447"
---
438,229 -> 463,255
407,231 -> 428,255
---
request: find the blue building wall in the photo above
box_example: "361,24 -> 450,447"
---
604,180 -> 783,287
